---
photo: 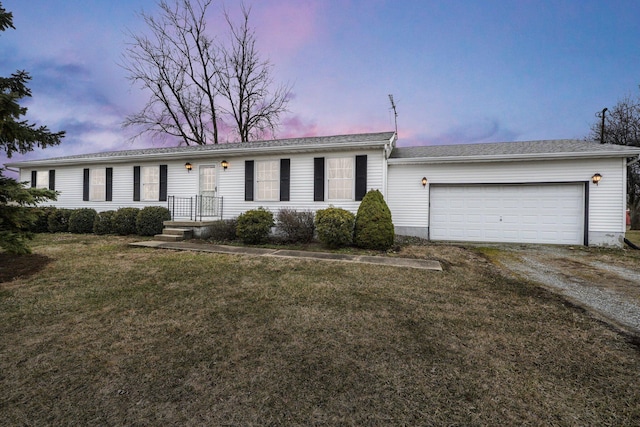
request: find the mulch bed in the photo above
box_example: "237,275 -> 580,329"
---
0,253 -> 51,283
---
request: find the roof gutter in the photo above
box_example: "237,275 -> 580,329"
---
6,140 -> 390,168
388,150 -> 640,165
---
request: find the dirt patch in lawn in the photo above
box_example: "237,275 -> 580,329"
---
0,253 -> 51,283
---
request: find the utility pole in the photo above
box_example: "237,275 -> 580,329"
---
600,107 -> 608,144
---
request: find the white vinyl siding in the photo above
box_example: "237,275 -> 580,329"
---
142,166 -> 159,201
35,171 -> 49,189
387,157 -> 626,246
256,160 -> 279,201
89,169 -> 106,201
327,157 -> 353,200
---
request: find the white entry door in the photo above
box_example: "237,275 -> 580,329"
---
429,183 -> 585,245
199,165 -> 217,197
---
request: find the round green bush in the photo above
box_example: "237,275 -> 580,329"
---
136,206 -> 171,236
93,210 -> 116,235
68,208 -> 98,234
354,189 -> 394,250
315,207 -> 355,248
236,208 -> 274,244
112,207 -> 140,236
47,208 -> 72,233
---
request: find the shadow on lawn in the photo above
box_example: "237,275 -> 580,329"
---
0,253 -> 51,283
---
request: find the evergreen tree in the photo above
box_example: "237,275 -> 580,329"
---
0,2 -> 65,254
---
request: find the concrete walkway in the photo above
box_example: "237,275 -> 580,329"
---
130,240 -> 443,271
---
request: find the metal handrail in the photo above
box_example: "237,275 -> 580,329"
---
168,195 -> 223,221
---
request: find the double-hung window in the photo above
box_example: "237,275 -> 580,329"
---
142,166 -> 159,201
89,169 -> 106,201
327,157 -> 354,200
256,160 -> 279,201
34,171 -> 49,189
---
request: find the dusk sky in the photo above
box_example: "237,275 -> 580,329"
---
2,0 -> 640,171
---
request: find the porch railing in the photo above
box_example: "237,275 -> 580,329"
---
168,195 -> 223,221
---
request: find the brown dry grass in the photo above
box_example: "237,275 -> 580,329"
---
1,234 -> 639,425
628,229 -> 640,246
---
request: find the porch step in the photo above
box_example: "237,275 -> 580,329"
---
154,227 -> 193,242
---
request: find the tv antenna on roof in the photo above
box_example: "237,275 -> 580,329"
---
388,94 -> 398,134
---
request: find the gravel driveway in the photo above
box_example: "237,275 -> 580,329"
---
485,244 -> 640,336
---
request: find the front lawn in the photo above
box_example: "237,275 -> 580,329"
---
627,229 -> 640,246
1,234 -> 639,425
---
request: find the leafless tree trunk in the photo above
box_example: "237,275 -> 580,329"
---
122,0 -> 220,145
216,5 -> 291,142
588,90 -> 640,229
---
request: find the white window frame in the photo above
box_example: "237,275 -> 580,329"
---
327,157 -> 354,201
199,165 -> 217,195
35,170 -> 49,189
142,166 -> 160,201
256,160 -> 279,201
89,169 -> 106,201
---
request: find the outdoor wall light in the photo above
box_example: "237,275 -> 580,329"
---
221,160 -> 229,170
421,177 -> 428,187
185,162 -> 193,172
592,173 -> 602,185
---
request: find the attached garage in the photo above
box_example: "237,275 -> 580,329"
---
387,139 -> 640,247
429,183 -> 586,245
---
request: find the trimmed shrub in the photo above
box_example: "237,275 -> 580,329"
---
31,207 -> 56,233
236,208 -> 274,244
209,219 -> 238,242
354,190 -> 394,250
315,207 -> 355,248
112,207 -> 140,236
136,206 -> 171,236
69,208 -> 98,234
276,209 -> 315,243
47,208 -> 72,233
93,210 -> 116,235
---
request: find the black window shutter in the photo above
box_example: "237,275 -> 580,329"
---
48,170 -> 55,191
313,157 -> 325,201
133,166 -> 141,201
245,160 -> 254,201
355,155 -> 367,201
83,169 -> 90,201
280,159 -> 290,201
159,165 -> 168,201
106,168 -> 113,202
31,171 -> 37,188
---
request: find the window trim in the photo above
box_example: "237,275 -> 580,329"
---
255,159 -> 280,202
326,156 -> 355,201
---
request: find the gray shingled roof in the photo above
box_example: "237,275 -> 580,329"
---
7,132 -> 396,167
390,139 -> 640,162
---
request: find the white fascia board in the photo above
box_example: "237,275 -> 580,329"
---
387,150 -> 640,165
7,140 -> 389,168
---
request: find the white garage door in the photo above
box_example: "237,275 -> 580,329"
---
429,183 -> 585,245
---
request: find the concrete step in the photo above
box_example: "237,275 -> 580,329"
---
163,227 -> 194,238
154,234 -> 186,242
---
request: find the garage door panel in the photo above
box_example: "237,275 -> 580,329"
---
430,184 -> 584,245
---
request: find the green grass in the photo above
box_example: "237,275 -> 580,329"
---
1,234 -> 639,425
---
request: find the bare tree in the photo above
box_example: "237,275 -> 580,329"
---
122,0 -> 291,145
122,0 -> 220,145
588,90 -> 640,229
216,5 -> 291,142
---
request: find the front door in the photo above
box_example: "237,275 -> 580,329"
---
199,165 -> 218,217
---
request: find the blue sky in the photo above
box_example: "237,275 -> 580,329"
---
2,0 -> 640,170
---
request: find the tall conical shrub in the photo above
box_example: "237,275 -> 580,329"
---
354,189 -> 394,250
